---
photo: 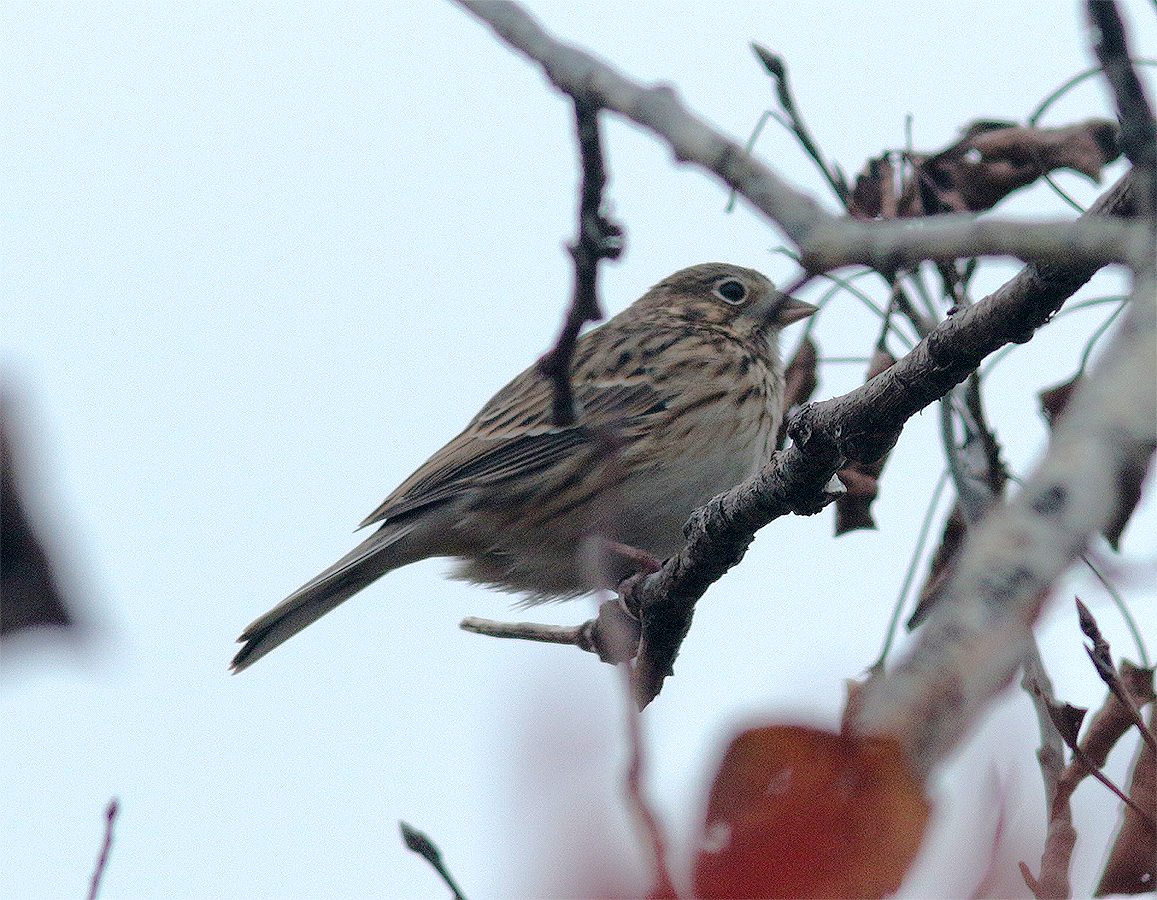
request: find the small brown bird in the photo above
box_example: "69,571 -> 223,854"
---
231,263 -> 815,671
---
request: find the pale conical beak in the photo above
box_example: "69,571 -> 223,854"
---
772,295 -> 817,326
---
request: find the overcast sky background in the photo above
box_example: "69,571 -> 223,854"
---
3,3 -> 1155,898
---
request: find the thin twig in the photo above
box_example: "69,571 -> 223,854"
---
399,821 -> 468,900
1081,552 -> 1151,667
1021,646 -> 1075,899
750,43 -> 849,204
870,467 -> 951,673
460,616 -> 584,645
619,662 -> 679,898
87,798 -> 119,900
538,98 -> 623,426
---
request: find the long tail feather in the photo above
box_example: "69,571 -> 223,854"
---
231,524 -> 417,672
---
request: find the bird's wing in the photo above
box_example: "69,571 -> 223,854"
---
357,373 -> 667,529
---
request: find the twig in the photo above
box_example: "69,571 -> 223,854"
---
457,1 -> 1148,273
87,798 -> 118,900
460,616 -> 585,645
1021,647 -> 1075,899
750,43 -> 849,204
619,662 -> 679,898
399,821 -> 468,900
538,98 -> 623,427
462,598 -> 640,665
1087,1 -> 1157,215
1076,598 -> 1157,753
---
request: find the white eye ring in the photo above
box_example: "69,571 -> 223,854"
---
713,278 -> 747,304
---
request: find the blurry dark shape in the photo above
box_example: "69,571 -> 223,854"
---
906,504 -> 967,629
694,724 -> 929,899
1,392 -> 74,639
851,119 -> 1120,217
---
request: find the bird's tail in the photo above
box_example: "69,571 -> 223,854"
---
231,523 -> 418,672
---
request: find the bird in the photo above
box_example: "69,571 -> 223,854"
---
231,263 -> 815,671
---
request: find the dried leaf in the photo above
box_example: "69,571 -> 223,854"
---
907,504 -> 966,628
835,348 -> 898,535
850,156 -> 895,219
1047,700 -> 1089,748
1039,375 -> 1082,429
777,336 -> 819,448
850,119 -> 1120,219
694,725 -> 930,899
833,467 -> 880,533
1105,453 -> 1150,551
1094,705 -> 1156,895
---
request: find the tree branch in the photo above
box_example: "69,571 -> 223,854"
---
627,171 -> 1139,706
455,2 -> 1153,725
457,1 -> 1150,273
538,98 -> 623,426
849,253 -> 1155,775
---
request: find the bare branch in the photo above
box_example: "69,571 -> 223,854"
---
1022,646 -> 1076,900
400,821 -> 468,900
86,799 -> 119,900
455,2 -> 1154,721
849,252 -> 1155,775
458,1 -> 1150,273
797,213 -> 1144,274
539,98 -> 623,426
627,173 -> 1140,706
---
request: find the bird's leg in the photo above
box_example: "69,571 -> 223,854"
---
599,539 -> 664,576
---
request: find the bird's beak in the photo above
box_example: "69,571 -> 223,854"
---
772,294 -> 817,326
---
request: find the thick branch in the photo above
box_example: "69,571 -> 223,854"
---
627,171 -> 1139,706
849,258 -> 1155,775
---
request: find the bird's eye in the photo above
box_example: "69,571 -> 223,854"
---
714,279 -> 747,304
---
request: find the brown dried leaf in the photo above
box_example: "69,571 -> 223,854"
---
777,336 -> 819,448
850,155 -> 895,219
1039,375 -> 1082,429
834,467 -> 879,533
1048,700 -> 1089,748
694,725 -> 930,899
851,119 -> 1120,219
1094,705 -> 1156,895
834,348 -> 898,535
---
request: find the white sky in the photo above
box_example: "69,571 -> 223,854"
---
3,3 -> 1155,898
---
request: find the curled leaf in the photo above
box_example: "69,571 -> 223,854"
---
851,119 -> 1120,218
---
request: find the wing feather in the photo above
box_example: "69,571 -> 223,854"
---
358,376 -> 667,529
